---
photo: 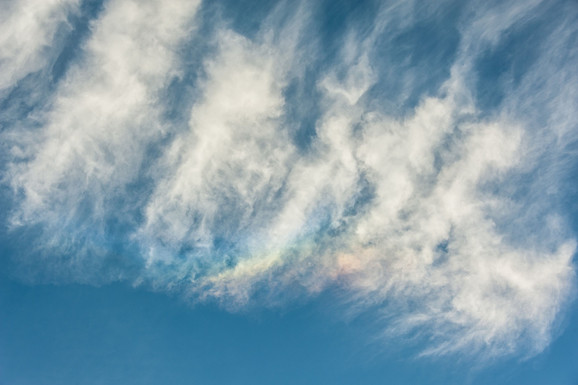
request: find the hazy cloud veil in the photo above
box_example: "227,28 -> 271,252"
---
1,0 -> 577,359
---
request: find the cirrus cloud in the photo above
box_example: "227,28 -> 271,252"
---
1,0 -> 577,359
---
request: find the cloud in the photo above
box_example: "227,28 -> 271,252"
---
1,0 -> 577,358
0,0 -> 80,92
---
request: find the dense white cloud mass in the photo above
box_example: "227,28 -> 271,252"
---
0,0 -> 80,91
1,0 -> 577,358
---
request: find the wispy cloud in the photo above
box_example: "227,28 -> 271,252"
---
0,0 -> 80,91
1,0 -> 576,358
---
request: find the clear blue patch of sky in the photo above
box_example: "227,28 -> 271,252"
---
1,277 -> 577,385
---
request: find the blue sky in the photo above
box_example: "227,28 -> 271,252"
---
1,0 -> 578,384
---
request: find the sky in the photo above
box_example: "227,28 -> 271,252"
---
1,0 -> 578,384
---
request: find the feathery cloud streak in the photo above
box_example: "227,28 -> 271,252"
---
1,0 -> 577,358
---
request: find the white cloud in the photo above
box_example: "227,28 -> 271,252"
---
138,28 -> 294,267
0,0 -> 80,91
185,0 -> 577,357
2,0 -> 576,358
5,0 -> 201,275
